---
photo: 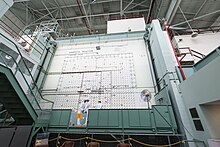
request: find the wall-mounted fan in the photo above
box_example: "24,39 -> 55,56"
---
140,89 -> 151,109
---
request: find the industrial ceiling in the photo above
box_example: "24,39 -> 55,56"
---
1,0 -> 220,37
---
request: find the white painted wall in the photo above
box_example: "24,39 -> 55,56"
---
180,56 -> 220,143
174,32 -> 220,63
107,18 -> 145,34
201,104 -> 220,138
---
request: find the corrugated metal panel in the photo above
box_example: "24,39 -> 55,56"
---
87,106 -> 177,133
49,110 -> 71,126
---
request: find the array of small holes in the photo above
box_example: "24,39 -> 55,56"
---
53,53 -> 146,110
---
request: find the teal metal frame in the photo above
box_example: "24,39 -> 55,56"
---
0,33 -> 54,146
47,105 -> 177,134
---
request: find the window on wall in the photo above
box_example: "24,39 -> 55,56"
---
189,108 -> 199,118
193,120 -> 204,131
189,108 -> 204,131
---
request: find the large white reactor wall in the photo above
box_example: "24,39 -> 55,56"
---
43,37 -> 155,110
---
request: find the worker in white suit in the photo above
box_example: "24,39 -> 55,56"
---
95,100 -> 103,109
84,99 -> 91,113
79,100 -> 86,113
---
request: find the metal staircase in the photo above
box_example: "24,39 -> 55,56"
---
0,33 -> 54,127
0,71 -> 36,125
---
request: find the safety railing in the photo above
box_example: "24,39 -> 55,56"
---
177,47 -> 205,64
0,33 -> 54,122
0,49 -> 53,109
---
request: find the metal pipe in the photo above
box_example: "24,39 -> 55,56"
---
164,24 -> 186,80
193,0 -> 207,18
146,0 -> 155,24
34,38 -> 50,84
123,0 -> 135,11
146,38 -> 161,92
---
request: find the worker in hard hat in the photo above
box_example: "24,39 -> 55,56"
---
83,99 -> 91,126
95,100 -> 103,109
84,99 -> 91,113
79,100 -> 86,113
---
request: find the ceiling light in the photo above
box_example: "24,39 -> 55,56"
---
191,32 -> 198,38
5,55 -> 12,60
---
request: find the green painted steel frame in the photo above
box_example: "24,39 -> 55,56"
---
0,65 -> 38,122
46,105 -> 177,134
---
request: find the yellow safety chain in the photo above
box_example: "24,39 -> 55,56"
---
89,137 -> 130,143
48,135 -> 185,147
48,137 -> 59,142
129,138 -> 185,147
61,136 -> 88,141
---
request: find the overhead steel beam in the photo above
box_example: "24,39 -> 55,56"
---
28,9 -> 148,27
178,6 -> 193,31
27,9 -> 58,26
165,0 -> 182,24
193,0 -> 207,18
80,0 -> 92,30
20,2 -> 46,17
56,9 -> 149,21
41,0 -> 55,20
25,2 -> 29,25
123,0 -> 135,11
155,0 -> 163,18
123,0 -> 148,8
53,0 -> 72,28
21,2 -> 41,22
127,0 -> 148,11
66,24 -> 106,32
172,9 -> 220,27
147,0 -> 155,24
120,0 -> 123,16
14,0 -> 30,2
37,0 -> 120,12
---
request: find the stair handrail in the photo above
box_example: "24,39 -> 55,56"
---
0,33 -> 54,109
0,49 -> 41,113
